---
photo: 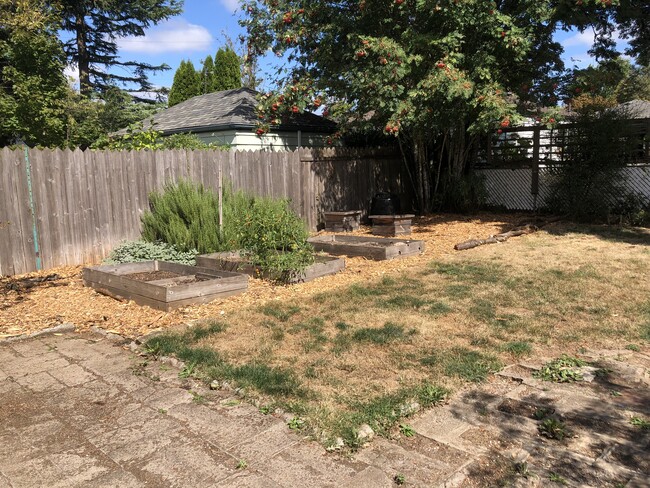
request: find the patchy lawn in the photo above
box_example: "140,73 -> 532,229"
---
141,221 -> 650,449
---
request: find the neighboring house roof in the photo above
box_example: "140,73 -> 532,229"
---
119,87 -> 336,136
616,99 -> 650,119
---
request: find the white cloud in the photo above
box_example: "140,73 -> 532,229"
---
64,63 -> 80,89
562,30 -> 595,48
115,19 -> 213,54
220,0 -> 240,12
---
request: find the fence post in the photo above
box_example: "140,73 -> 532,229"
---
531,126 -> 540,210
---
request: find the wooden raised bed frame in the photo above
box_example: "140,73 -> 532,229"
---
83,261 -> 248,311
368,214 -> 415,236
307,235 -> 425,260
196,252 -> 345,284
323,210 -> 362,232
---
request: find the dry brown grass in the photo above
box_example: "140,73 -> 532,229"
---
3,215 -> 649,447
152,220 -> 650,445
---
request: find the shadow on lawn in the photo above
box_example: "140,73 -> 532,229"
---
449,361 -> 650,486
545,222 -> 650,246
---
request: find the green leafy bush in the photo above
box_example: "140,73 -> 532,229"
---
104,240 -> 197,265
141,180 -> 251,254
141,180 -> 314,280
237,197 -> 314,278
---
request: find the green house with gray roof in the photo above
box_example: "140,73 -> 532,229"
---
124,87 -> 337,150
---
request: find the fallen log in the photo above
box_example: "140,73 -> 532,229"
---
454,224 -> 538,251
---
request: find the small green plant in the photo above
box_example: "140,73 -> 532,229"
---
538,418 -> 569,440
514,461 -> 530,478
190,391 -> 206,404
630,416 -> 650,430
178,361 -> 197,378
287,417 -> 305,430
533,355 -> 587,382
259,405 -> 273,415
104,239 -> 197,265
393,473 -> 406,485
549,472 -> 568,485
399,424 -> 416,437
158,408 -> 167,414
532,407 -> 555,420
236,459 -> 248,470
238,196 -> 314,279
625,344 -> 640,352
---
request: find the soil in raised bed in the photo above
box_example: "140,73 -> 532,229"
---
126,270 -> 182,282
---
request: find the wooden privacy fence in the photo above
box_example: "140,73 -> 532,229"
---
0,147 -> 406,276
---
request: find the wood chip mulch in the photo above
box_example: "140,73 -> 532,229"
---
0,213 -> 524,339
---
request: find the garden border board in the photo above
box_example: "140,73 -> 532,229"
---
307,235 -> 425,260
83,261 -> 248,311
196,252 -> 345,284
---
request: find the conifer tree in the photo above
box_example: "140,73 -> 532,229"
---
168,60 -> 199,107
214,47 -> 242,91
200,54 -> 215,94
54,0 -> 182,97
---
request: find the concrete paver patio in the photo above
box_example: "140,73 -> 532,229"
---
1,331 -> 648,487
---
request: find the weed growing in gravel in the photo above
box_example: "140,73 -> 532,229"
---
533,355 -> 587,382
393,473 -> 406,485
549,472 -> 568,484
630,416 -> 650,430
399,424 -> 416,437
538,418 -> 569,440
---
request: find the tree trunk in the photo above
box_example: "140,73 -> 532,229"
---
412,135 -> 432,213
75,12 -> 91,96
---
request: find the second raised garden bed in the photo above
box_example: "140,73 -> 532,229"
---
196,251 -> 345,284
83,261 -> 248,311
307,235 -> 425,260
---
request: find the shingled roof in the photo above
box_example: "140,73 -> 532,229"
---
132,87 -> 336,135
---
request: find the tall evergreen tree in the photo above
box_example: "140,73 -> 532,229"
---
168,60 -> 199,107
0,0 -> 69,147
53,0 -> 183,97
214,47 -> 242,91
200,54 -> 215,94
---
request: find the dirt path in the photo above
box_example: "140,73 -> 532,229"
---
1,330 -> 648,487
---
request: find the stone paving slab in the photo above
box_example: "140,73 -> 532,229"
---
1,332 -> 649,487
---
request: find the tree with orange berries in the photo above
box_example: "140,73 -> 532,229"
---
241,0 -> 645,211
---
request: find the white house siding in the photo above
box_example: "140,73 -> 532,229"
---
194,130 -> 332,151
476,165 -> 650,211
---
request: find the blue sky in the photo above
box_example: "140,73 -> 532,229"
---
64,1 -> 627,92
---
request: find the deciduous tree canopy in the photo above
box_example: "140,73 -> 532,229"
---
241,0 -> 649,211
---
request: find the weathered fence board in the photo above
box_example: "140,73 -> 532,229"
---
0,147 -> 405,276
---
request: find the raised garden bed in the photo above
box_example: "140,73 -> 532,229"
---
83,261 -> 248,311
368,214 -> 415,236
323,210 -> 362,232
307,235 -> 425,260
196,251 -> 345,284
